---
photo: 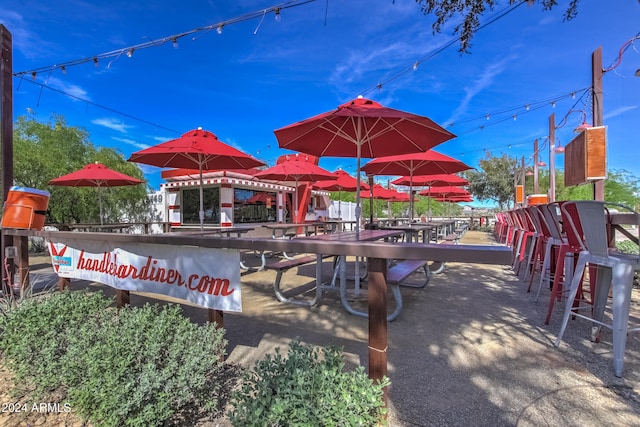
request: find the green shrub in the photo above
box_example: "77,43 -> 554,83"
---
0,290 -> 111,394
0,291 -> 228,427
228,339 -> 389,426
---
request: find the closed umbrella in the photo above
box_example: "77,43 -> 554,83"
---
128,128 -> 265,230
274,96 -> 455,238
49,162 -> 143,225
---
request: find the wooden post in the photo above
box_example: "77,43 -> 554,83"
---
592,47 -> 605,201
208,309 -> 225,362
16,236 -> 29,292
58,277 -> 70,291
549,114 -> 556,202
367,257 -> 388,410
1,25 -> 15,292
533,138 -> 539,194
116,290 -> 130,307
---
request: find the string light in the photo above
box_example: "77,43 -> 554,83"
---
551,101 -> 556,108
412,61 -> 419,71
12,0 -> 313,78
525,104 -> 530,111
60,66 -> 66,74
274,7 -> 281,21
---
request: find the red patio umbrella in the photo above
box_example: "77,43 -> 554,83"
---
315,169 -> 369,218
274,96 -> 455,237
254,154 -> 337,222
419,186 -> 470,198
127,128 -> 265,230
391,173 -> 469,187
49,162 -> 143,225
362,150 -> 470,222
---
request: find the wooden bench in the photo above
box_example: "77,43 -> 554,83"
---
388,259 -> 430,289
265,255 -> 331,306
429,236 -> 459,274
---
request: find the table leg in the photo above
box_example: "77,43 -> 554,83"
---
367,257 -> 388,409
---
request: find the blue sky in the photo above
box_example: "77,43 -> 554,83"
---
2,0 -> 639,204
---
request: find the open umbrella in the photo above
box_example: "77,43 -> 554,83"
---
254,154 -> 337,222
315,169 -> 369,219
128,128 -> 265,230
391,173 -> 469,187
49,162 -> 143,225
274,96 -> 455,238
362,150 -> 471,222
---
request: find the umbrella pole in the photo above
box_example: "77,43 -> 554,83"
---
199,161 -> 204,231
338,190 -> 341,219
98,186 -> 104,225
355,143 -> 362,239
409,167 -> 414,223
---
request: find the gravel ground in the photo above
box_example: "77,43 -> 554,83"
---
3,230 -> 640,426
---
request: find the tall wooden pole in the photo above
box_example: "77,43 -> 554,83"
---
592,47 -> 605,201
533,138 -> 539,194
549,113 -> 556,202
1,25 -> 15,292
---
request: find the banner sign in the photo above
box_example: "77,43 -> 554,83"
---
48,238 -> 242,312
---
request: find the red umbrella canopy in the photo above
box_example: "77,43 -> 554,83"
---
418,186 -> 470,198
254,155 -> 337,183
362,151 -> 470,222
392,173 -> 469,187
274,96 -> 456,158
49,162 -> 143,187
127,128 -> 265,230
362,150 -> 471,177
314,169 -> 369,192
274,96 -> 455,234
254,154 -> 337,221
49,162 -> 143,225
359,184 -> 394,200
128,128 -> 265,170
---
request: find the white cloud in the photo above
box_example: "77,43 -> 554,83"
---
151,135 -> 174,142
46,76 -> 91,101
445,56 -> 514,126
91,118 -> 133,133
112,137 -> 149,150
604,105 -> 637,121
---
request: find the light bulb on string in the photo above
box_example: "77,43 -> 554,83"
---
172,38 -> 178,48
512,114 -> 517,121
485,114 -> 490,120
60,66 -> 66,74
93,57 -> 99,67
412,61 -> 419,71
126,48 -> 134,58
217,25 -> 224,34
31,71 -> 36,80
525,104 -> 530,111
551,101 -> 556,108
274,8 -> 281,22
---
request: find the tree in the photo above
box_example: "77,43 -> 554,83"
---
464,151 -> 518,209
414,0 -> 580,52
13,113 -> 151,224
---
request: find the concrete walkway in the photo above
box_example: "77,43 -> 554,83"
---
24,230 -> 640,426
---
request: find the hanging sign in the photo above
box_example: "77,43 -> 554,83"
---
48,238 -> 242,312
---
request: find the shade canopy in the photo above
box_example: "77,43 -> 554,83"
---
418,186 -> 470,198
254,154 -> 336,222
314,169 -> 369,192
392,173 -> 469,187
359,184 -> 395,201
128,128 -> 265,230
362,151 -> 470,221
273,96 -> 455,237
49,162 -> 143,225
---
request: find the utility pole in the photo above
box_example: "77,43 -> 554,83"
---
533,138 -> 539,194
1,25 -> 14,292
549,113 -> 556,202
592,47 -> 604,201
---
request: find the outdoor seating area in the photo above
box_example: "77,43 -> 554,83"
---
495,200 -> 640,378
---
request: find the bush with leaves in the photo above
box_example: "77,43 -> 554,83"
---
0,290 -> 228,427
228,339 -> 389,426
